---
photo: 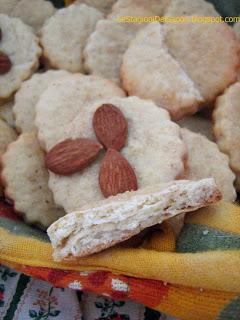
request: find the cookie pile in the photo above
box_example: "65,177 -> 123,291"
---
0,0 -> 239,255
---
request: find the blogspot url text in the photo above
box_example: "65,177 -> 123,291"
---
116,16 -> 240,24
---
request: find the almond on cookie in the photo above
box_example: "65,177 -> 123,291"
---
36,88 -> 187,212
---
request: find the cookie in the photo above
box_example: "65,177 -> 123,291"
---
13,70 -> 70,133
0,118 -> 17,156
0,118 -> 17,196
40,3 -> 103,72
177,115 -> 213,141
213,82 -> 240,191
1,132 -> 65,228
164,21 -> 239,103
233,23 -> 240,80
0,0 -> 56,34
121,23 -> 203,119
121,21 -> 239,119
36,92 -> 187,212
181,128 -> 236,201
47,178 -> 221,260
164,0 -> 218,17
35,74 -> 125,150
11,0 -> 56,34
83,20 -> 140,84
108,0 -> 170,19
0,0 -> 18,14
233,22 -> 240,39
75,0 -> 116,14
0,14 -> 41,100
171,113 -> 215,235
0,100 -> 15,128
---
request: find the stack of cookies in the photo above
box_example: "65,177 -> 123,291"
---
0,0 -> 239,259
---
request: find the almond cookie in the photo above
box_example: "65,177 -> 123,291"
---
121,21 -> 239,119
1,132 -> 65,228
35,74 -> 125,150
233,22 -> 240,39
164,21 -> 239,103
40,3 -> 103,72
13,70 -> 69,133
11,0 -> 56,34
181,128 -> 236,201
75,0 -> 116,14
0,14 -> 41,100
0,118 -> 17,195
213,82 -> 240,191
108,0 -> 170,19
177,115 -> 213,141
0,0 -> 56,34
164,0 -> 218,17
47,178 -> 221,260
37,94 -> 187,212
0,0 -> 18,14
0,100 -> 15,127
233,23 -> 240,80
0,118 -> 17,155
84,20 -> 140,84
121,23 -> 203,119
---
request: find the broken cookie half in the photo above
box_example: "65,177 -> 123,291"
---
48,178 -> 221,261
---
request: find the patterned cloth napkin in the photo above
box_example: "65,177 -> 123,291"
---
0,200 -> 240,319
0,264 -> 178,320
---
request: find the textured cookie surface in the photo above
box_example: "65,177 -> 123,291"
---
0,118 -> 17,156
233,23 -> 240,80
122,21 -> 239,119
0,14 -> 41,99
0,0 -> 18,14
75,0 -> 116,14
47,178 -> 221,260
84,20 -> 140,84
0,100 -> 15,128
0,0 -> 55,34
181,128 -> 236,201
40,3 -> 103,72
108,0 -> 170,19
164,21 -> 239,102
233,22 -> 240,39
164,0 -> 218,17
0,118 -> 17,196
35,74 -> 125,150
11,0 -> 56,34
41,96 -> 187,212
213,82 -> 240,191
1,132 -> 65,228
177,115 -> 213,141
13,70 -> 69,133
121,23 -> 203,119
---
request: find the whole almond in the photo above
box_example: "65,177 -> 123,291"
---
99,148 -> 138,197
93,103 -> 128,151
46,138 -> 103,175
0,52 -> 12,75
